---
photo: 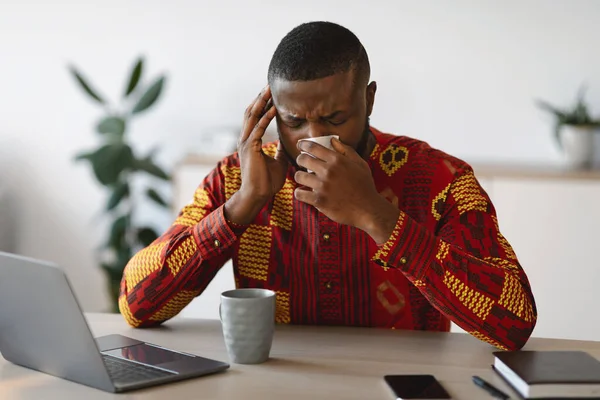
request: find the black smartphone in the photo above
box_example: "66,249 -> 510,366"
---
384,375 -> 452,400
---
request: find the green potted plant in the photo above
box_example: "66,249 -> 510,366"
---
536,86 -> 600,169
69,57 -> 171,312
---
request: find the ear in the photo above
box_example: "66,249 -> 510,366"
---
366,81 -> 377,117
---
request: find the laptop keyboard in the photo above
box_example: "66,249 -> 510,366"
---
102,355 -> 176,384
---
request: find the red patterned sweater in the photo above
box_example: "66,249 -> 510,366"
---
119,128 -> 537,351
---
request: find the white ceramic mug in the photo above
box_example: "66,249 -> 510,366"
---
219,289 -> 275,364
298,135 -> 339,172
298,134 -> 339,151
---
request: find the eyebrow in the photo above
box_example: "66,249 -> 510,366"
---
283,111 -> 345,121
323,111 -> 344,119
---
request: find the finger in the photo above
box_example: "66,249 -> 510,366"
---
294,187 -> 318,206
246,86 -> 271,132
264,97 -> 273,113
241,89 -> 264,128
294,170 -> 320,189
296,152 -> 326,174
274,140 -> 291,165
248,86 -> 272,122
240,103 -> 260,144
243,89 -> 263,118
248,105 -> 277,145
297,140 -> 337,163
240,86 -> 271,143
331,137 -> 362,162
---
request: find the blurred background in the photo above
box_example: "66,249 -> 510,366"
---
1,0 -> 599,340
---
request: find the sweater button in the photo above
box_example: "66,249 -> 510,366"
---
399,256 -> 407,265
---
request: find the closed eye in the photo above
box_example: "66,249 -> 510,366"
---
282,116 -> 305,129
323,111 -> 347,126
286,121 -> 304,129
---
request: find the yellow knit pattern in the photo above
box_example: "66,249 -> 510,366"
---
451,172 -> 488,215
238,225 -> 272,281
221,164 -> 242,200
372,212 -> 405,261
491,216 -> 517,260
173,188 -> 210,227
469,331 -> 508,351
149,290 -> 200,321
499,272 -> 535,322
263,142 -> 277,158
431,183 -> 451,220
443,271 -> 494,321
484,257 -> 519,272
379,144 -> 409,177
119,295 -> 141,327
436,241 -> 450,262
270,178 -> 294,231
413,280 -> 426,287
369,143 -> 380,160
124,241 -> 167,290
498,232 -> 517,260
166,236 -> 197,276
275,291 -> 291,324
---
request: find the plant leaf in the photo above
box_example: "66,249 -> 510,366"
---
133,157 -> 170,180
131,76 -> 165,114
124,58 -> 144,97
137,227 -> 159,247
97,116 -> 126,136
101,264 -> 123,312
535,99 -> 567,119
116,245 -> 132,267
108,214 -> 129,249
537,86 -> 600,150
554,121 -> 563,150
101,262 -> 126,282
87,144 -> 135,185
576,84 -> 588,104
146,188 -> 168,207
68,65 -> 105,104
107,182 -> 129,211
74,151 -> 93,162
101,241 -> 131,297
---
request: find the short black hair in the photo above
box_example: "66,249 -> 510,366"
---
268,21 -> 370,86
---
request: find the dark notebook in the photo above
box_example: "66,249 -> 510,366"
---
492,351 -> 600,399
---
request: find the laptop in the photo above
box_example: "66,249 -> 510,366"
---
0,251 -> 230,393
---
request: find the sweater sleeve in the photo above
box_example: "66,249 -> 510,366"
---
372,168 -> 537,351
119,157 -> 246,327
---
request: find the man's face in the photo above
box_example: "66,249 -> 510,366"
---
271,70 -> 376,164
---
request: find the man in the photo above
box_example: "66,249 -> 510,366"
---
119,21 -> 536,351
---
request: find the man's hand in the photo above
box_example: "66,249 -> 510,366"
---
224,86 -> 289,226
294,138 -> 400,244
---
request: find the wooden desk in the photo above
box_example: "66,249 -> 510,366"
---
2,313 -> 600,399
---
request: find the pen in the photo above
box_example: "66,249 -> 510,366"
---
472,375 -> 510,399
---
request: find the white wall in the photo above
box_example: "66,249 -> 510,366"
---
1,0 -> 599,312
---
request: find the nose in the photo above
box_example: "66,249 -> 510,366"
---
306,122 -> 331,139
